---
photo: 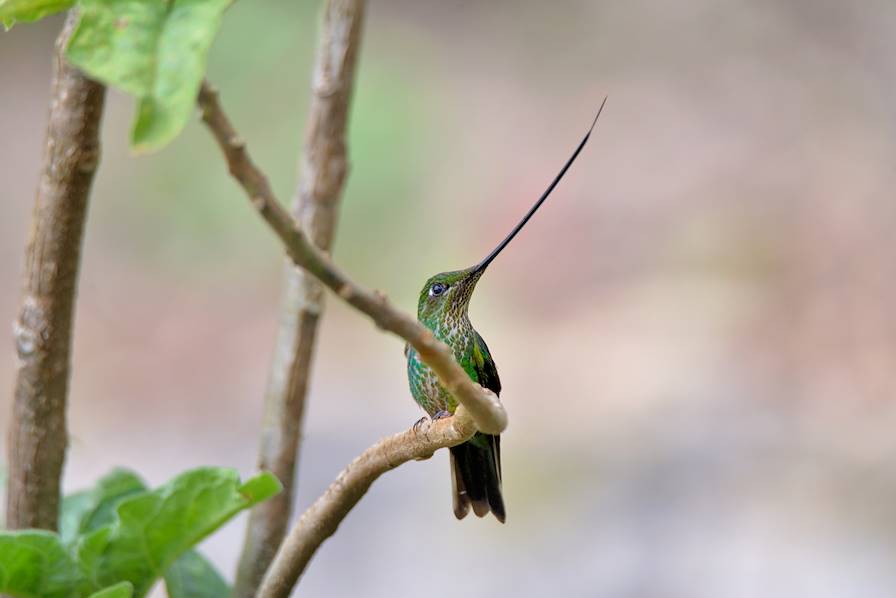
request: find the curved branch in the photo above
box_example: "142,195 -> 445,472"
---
234,1 -> 366,595
6,12 -> 106,531
257,409 -> 477,598
196,81 -> 507,435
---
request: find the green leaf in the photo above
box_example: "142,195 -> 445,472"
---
129,0 -> 231,152
60,469 -> 148,544
65,0 -> 231,152
87,582 -> 133,598
0,468 -> 275,598
65,0 -> 169,97
77,468 -> 280,597
164,551 -> 230,598
59,490 -> 94,545
237,470 -> 282,503
0,0 -> 73,30
0,530 -> 80,598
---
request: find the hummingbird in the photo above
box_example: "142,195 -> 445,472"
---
406,99 -> 606,523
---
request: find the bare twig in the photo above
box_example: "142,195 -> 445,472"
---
6,12 -> 106,531
197,82 -> 507,435
258,409 -> 478,598
234,1 -> 366,594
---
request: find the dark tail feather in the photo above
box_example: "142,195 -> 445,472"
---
449,433 -> 505,523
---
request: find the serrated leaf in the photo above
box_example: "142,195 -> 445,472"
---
0,530 -> 81,598
0,0 -> 73,30
78,468 -> 280,597
65,0 -> 231,152
87,582 -> 133,598
164,551 -> 230,598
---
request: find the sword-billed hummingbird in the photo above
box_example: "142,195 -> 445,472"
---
406,99 -> 606,523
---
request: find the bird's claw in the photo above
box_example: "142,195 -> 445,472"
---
412,410 -> 451,436
412,416 -> 428,434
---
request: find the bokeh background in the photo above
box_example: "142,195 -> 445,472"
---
3,1 -> 896,596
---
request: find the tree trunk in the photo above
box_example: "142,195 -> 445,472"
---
233,1 -> 366,594
6,12 -> 106,531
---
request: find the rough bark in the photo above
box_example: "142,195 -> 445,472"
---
233,1 -> 366,594
6,12 -> 106,531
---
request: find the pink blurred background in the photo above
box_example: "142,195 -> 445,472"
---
3,1 -> 896,596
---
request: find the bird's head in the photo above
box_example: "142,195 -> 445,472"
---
416,266 -> 485,328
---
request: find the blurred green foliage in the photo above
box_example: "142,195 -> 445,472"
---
0,0 -> 72,29
61,0 -> 434,292
0,467 -> 280,598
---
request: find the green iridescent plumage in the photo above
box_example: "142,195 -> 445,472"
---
407,268 -> 490,415
406,266 -> 505,521
405,99 -> 606,523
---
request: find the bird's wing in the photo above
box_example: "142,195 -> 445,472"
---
471,331 -> 501,397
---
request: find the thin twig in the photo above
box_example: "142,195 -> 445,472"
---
258,409 -> 478,598
6,12 -> 106,531
234,1 -> 366,594
196,82 -> 507,435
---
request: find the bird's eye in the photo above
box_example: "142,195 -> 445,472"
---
429,283 -> 448,297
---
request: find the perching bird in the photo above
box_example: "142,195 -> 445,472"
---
405,99 -> 606,523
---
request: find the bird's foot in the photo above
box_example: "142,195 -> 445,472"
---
412,416 -> 428,434
412,416 -> 435,460
412,410 -> 452,437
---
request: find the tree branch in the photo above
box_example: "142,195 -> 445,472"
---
234,1 -> 366,595
6,12 -> 106,531
258,409 -> 478,598
198,70 -> 508,595
196,82 -> 507,435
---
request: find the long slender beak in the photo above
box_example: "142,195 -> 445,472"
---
470,96 -> 607,277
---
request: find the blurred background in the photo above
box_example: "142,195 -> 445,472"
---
3,1 -> 896,596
